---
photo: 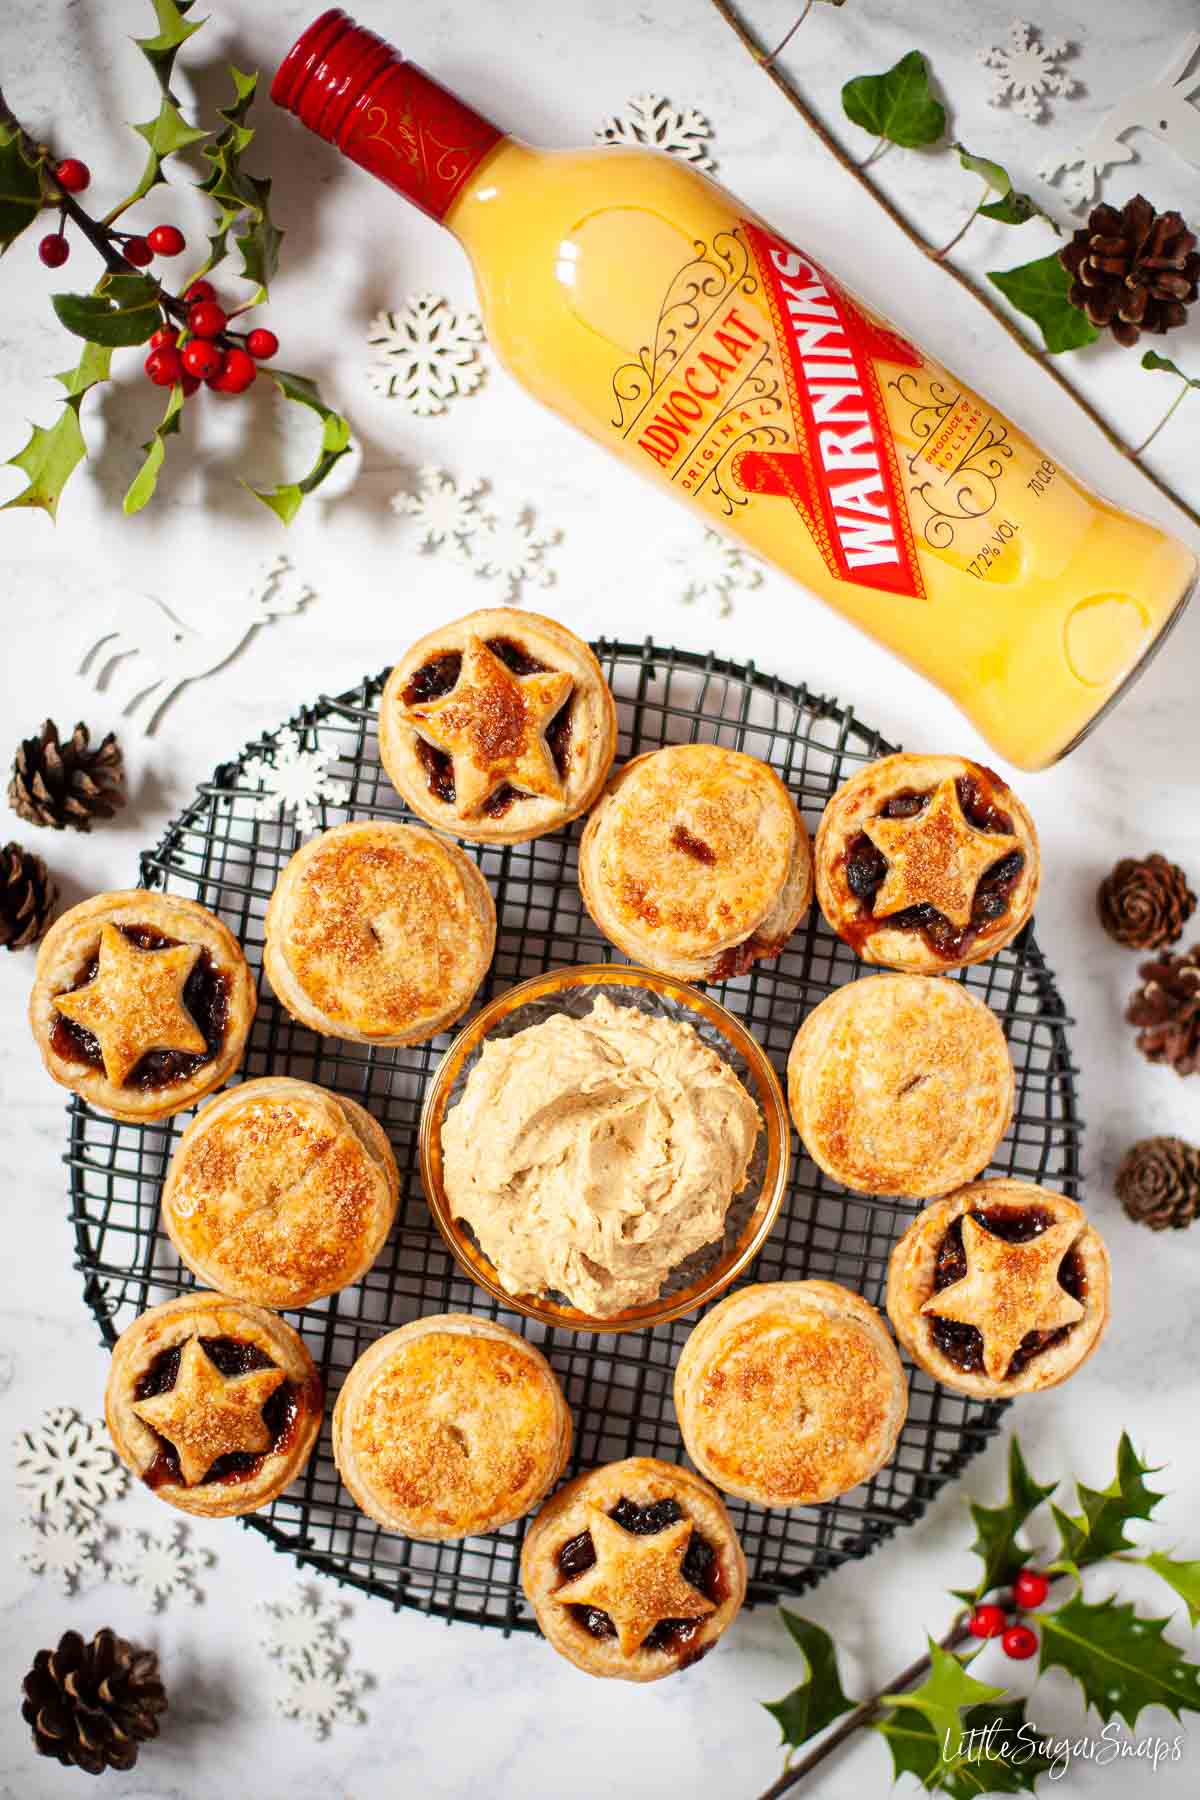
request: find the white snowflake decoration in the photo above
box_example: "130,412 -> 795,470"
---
391,466 -> 486,550
674,529 -> 765,617
978,20 -> 1079,122
274,1659 -> 369,1740
241,727 -> 350,836
19,1508 -> 108,1595
15,1407 -> 128,1520
113,1523 -> 214,1611
261,1587 -> 351,1671
597,93 -> 716,171
456,507 -> 561,601
366,294 -> 485,414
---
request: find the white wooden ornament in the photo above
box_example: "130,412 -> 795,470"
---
1040,33 -> 1200,210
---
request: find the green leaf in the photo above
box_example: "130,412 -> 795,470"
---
953,144 -> 1057,233
51,272 -> 163,347
880,1697 -> 1055,1796
881,1639 -> 1005,1766
953,1438 -> 1057,1606
123,380 -> 185,515
1039,1593 -> 1200,1728
247,368 -> 352,524
762,1611 -> 856,1751
987,251 -> 1099,353
2,342 -> 111,519
1143,1553 -> 1200,1628
842,51 -> 946,149
54,339 -> 113,400
956,143 -> 1012,195
0,119 -> 48,253
194,68 -> 283,298
134,0 -> 205,96
1142,349 -> 1200,387
1050,1433 -> 1165,1572
122,92 -> 209,210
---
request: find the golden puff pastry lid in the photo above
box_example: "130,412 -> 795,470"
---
787,974 -> 1014,1198
161,1078 -> 399,1308
674,1281 -> 907,1506
578,744 -> 812,981
331,1315 -> 572,1540
264,821 -> 495,1045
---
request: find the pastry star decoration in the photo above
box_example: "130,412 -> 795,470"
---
132,1337 -> 285,1486
403,635 -> 573,817
53,923 -> 207,1086
863,778 -> 1019,926
922,1214 -> 1085,1382
553,1505 -> 714,1655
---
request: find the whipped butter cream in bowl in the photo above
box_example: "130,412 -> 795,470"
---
419,966 -> 790,1332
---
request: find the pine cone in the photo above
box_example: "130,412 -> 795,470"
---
1060,194 -> 1200,347
21,1627 -> 167,1776
0,841 -> 57,949
1127,945 -> 1200,1075
1116,1135 -> 1200,1230
1098,852 -> 1196,950
8,720 -> 125,832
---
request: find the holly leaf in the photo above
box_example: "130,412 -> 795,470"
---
0,118 -> 48,253
842,51 -> 946,149
2,343 -> 110,519
881,1639 -> 1005,1766
124,380 -> 185,515
246,368 -> 352,524
987,252 -> 1099,353
1142,350 -> 1200,386
879,1697 -> 1054,1796
953,1438 -> 1057,1606
1050,1433 -> 1165,1572
134,0 -> 205,97
762,1611 -> 856,1751
122,93 -> 209,211
1039,1593 -> 1200,1728
1142,1553 -> 1200,1628
51,272 -> 163,347
194,69 -> 283,298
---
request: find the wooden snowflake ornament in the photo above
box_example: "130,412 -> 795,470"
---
366,294 -> 485,414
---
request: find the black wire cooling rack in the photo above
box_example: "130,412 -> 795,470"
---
66,639 -> 1082,1632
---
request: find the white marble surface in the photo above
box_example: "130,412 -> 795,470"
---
2,1 -> 1200,1795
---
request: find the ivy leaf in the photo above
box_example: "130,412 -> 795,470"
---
51,272 -> 163,347
880,1639 -> 1005,1766
2,342 -> 110,519
762,1611 -> 856,1751
1050,1433 -> 1165,1572
1142,1553 -> 1200,1628
246,368 -> 353,524
987,251 -> 1098,353
134,0 -> 205,96
842,51 -> 946,149
1039,1593 -> 1200,1728
952,1438 -> 1057,1606
953,142 -> 1054,230
0,119 -> 48,253
1142,350 -> 1200,386
879,1697 -> 1054,1796
124,381 -> 185,515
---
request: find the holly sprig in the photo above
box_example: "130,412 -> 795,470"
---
758,1433 -> 1200,1799
0,0 -> 351,522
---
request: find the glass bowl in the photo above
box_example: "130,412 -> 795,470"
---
418,964 -> 790,1334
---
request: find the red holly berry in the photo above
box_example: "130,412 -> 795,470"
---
182,338 -> 223,380
184,278 -> 216,303
1002,1624 -> 1039,1661
54,158 -> 90,194
124,236 -> 153,267
967,1603 -> 1007,1640
147,224 -> 186,256
181,373 -> 201,397
188,300 -> 227,339
245,327 -> 279,360
1012,1569 -> 1050,1611
38,233 -> 70,268
149,325 -> 179,349
209,345 -> 257,393
144,345 -> 183,387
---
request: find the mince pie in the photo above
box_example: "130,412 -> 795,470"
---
815,753 -> 1039,973
29,891 -> 255,1123
105,1293 -> 322,1517
162,1078 -> 400,1308
886,1179 -> 1111,1397
578,743 -> 812,982
379,608 -> 617,844
674,1281 -> 907,1506
521,1457 -> 746,1682
264,821 -> 496,1045
787,974 -> 1014,1197
332,1315 -> 572,1539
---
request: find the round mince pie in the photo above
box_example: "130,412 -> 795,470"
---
787,974 -> 1014,1198
521,1457 -> 746,1682
105,1293 -> 322,1518
264,821 -> 496,1045
29,890 -> 255,1123
162,1078 -> 400,1308
886,1179 -> 1111,1398
332,1315 -> 572,1539
815,753 -> 1040,973
674,1281 -> 907,1506
578,743 -> 813,982
379,608 -> 617,845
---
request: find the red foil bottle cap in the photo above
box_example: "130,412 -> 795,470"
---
271,9 -> 503,222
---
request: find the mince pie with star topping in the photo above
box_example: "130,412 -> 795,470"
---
815,753 -> 1039,973
105,1293 -> 323,1517
379,608 -> 617,844
521,1456 -> 746,1682
29,891 -> 256,1123
886,1180 -> 1111,1398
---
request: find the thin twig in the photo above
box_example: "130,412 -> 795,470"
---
761,1 -> 813,68
706,0 -> 1200,533
1134,378 -> 1193,456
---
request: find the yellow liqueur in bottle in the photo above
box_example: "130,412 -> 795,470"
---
273,9 -> 1196,771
